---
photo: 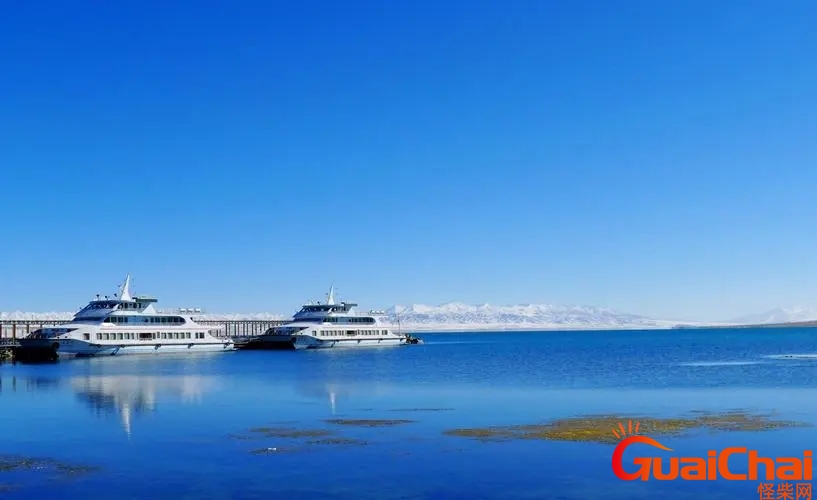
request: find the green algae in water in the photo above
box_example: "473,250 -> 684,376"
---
53,464 -> 100,475
249,438 -> 369,454
324,419 -> 415,427
388,408 -> 454,413
249,446 -> 302,455
0,456 -> 100,476
230,427 -> 336,440
443,410 -> 810,444
306,437 -> 368,446
248,427 -> 334,438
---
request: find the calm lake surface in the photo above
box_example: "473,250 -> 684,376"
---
2,328 -> 817,499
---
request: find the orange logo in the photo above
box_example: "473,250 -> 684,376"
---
611,419 -> 813,497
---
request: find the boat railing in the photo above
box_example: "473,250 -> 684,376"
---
157,308 -> 206,314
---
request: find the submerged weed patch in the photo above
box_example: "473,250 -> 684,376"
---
240,423 -> 373,454
230,427 -> 335,440
388,408 -> 454,413
248,437 -> 369,454
248,427 -> 334,438
306,437 -> 368,446
0,455 -> 100,477
443,410 -> 808,444
324,419 -> 415,427
249,446 -> 301,455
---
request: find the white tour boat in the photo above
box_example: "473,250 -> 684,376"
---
18,275 -> 234,358
249,286 -> 420,350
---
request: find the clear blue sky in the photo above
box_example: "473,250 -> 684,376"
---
1,0 -> 815,321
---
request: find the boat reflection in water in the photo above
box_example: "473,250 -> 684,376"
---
70,374 -> 221,437
0,375 -> 62,394
293,380 -> 394,416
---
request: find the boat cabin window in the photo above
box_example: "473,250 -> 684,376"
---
298,304 -> 355,313
31,327 -> 77,338
96,331 -> 204,341
77,301 -> 118,314
324,317 -> 375,324
300,305 -> 333,313
271,326 -> 309,335
104,316 -> 185,324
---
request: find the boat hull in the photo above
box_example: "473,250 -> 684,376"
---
292,335 -> 407,350
17,337 -> 235,357
235,335 -> 296,350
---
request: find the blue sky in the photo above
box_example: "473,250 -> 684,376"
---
1,0 -> 815,321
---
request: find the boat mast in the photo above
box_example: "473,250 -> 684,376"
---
118,274 -> 132,301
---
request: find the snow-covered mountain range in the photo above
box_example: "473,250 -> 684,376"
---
0,302 -> 719,331
384,303 -> 702,331
728,307 -> 817,325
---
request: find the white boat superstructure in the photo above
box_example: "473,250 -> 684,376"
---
258,286 -> 415,350
18,274 -> 234,358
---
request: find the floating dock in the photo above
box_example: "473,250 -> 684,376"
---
0,319 -> 287,340
0,319 -> 289,362
0,319 -> 422,361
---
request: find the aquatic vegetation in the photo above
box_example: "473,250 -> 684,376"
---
52,463 -> 101,475
239,425 -> 371,453
388,408 -> 454,413
249,427 -> 334,438
249,446 -> 301,455
442,410 -> 809,444
324,418 -> 415,427
230,427 -> 335,440
248,437 -> 368,454
0,455 -> 100,476
306,437 -> 368,446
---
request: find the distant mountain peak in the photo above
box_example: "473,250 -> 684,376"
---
729,307 -> 817,325
382,301 -> 689,331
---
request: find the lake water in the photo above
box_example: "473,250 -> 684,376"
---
2,328 -> 817,499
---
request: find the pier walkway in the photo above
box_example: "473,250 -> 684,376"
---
0,319 -> 287,340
